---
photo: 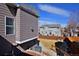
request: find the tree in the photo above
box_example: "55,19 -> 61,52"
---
67,10 -> 79,36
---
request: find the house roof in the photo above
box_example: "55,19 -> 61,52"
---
6,3 -> 39,18
40,24 -> 61,28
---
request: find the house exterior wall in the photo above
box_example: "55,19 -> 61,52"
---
15,9 -> 21,43
47,28 -> 61,36
16,8 -> 38,43
39,27 -> 45,35
0,3 -> 38,46
0,3 -> 16,44
0,3 -> 39,54
39,27 -> 61,36
20,9 -> 38,42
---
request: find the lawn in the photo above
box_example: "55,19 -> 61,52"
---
39,38 -> 57,55
39,38 -> 56,50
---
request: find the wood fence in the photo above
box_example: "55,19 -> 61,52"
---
39,35 -> 64,40
39,35 -> 79,42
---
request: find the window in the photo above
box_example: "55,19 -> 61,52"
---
5,16 -> 15,35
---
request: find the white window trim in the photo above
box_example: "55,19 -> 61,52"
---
5,16 -> 15,36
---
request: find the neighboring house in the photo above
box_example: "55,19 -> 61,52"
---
74,28 -> 79,36
39,24 -> 61,36
61,27 -> 68,37
0,3 -> 39,54
71,25 -> 79,37
61,25 -> 79,37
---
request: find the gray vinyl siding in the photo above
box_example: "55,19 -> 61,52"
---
0,3 -> 38,45
15,9 -> 20,42
0,3 -> 16,44
19,9 -> 38,42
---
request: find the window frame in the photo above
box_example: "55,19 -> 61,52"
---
5,16 -> 15,35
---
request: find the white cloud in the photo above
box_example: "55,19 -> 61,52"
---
39,20 -> 67,27
38,20 -> 58,26
61,24 -> 67,27
38,4 -> 70,17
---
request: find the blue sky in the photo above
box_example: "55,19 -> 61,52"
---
29,3 -> 79,27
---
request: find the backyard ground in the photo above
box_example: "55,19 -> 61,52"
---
39,38 -> 57,56
39,35 -> 79,56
